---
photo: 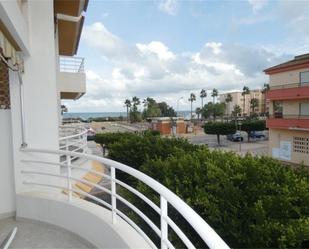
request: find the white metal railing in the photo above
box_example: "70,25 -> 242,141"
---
59,125 -> 88,160
0,227 -> 18,249
59,56 -> 85,73
20,148 -> 230,249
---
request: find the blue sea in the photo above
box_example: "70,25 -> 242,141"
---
63,111 -> 192,120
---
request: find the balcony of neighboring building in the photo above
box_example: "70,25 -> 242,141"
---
267,101 -> 309,130
266,82 -> 309,101
59,56 -> 86,100
267,114 -> 309,130
266,70 -> 309,101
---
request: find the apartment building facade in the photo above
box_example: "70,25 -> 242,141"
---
219,89 -> 265,116
265,53 -> 309,166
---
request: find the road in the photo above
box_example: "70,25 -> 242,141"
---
187,132 -> 269,156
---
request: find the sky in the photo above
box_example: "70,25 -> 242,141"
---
64,0 -> 309,113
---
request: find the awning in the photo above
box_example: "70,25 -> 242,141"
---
0,30 -> 23,68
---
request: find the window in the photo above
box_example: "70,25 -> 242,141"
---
300,102 -> 309,116
293,137 -> 309,154
0,60 -> 10,109
273,101 -> 283,118
300,71 -> 309,85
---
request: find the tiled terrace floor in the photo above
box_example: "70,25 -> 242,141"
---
0,217 -> 94,248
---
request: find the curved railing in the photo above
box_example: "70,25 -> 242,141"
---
59,125 -> 88,159
20,148 -> 229,249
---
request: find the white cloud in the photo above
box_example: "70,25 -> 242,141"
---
136,41 -> 175,60
158,0 -> 179,16
70,22 -> 291,112
205,42 -> 222,55
248,0 -> 268,14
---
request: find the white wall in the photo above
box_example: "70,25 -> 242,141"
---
0,111 -> 16,217
9,1 -> 60,194
58,72 -> 86,94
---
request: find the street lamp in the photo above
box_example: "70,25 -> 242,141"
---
177,97 -> 183,117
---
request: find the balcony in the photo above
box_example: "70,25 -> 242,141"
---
266,83 -> 309,101
17,147 -> 229,249
267,114 -> 309,130
59,56 -> 86,100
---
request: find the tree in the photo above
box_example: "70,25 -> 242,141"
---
124,99 -> 131,123
242,86 -> 250,116
241,120 -> 266,141
188,93 -> 196,121
250,98 -> 259,116
142,97 -> 161,118
200,89 -> 207,109
202,102 -> 225,121
204,122 -> 236,145
225,93 -> 233,117
195,107 -> 202,121
232,105 -> 242,121
157,102 -> 176,117
130,96 -> 142,122
211,88 -> 218,104
61,105 -> 68,115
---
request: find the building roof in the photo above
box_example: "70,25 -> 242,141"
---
264,53 -> 309,74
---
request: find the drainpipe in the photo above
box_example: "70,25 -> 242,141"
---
0,52 -> 27,148
17,70 -> 27,148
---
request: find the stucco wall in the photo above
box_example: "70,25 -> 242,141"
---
8,1 -> 60,194
0,110 -> 16,217
269,129 -> 309,166
269,67 -> 309,87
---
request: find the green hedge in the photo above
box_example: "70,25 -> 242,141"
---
96,132 -> 309,248
204,122 -> 236,145
137,150 -> 309,248
108,134 -> 201,171
94,132 -> 135,148
241,120 -> 266,141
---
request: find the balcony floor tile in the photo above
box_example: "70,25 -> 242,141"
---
0,217 -> 94,248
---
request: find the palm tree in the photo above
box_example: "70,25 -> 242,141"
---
211,88 -> 218,104
61,105 -> 68,115
261,83 -> 270,115
188,93 -> 196,121
195,107 -> 202,121
242,86 -> 250,116
250,98 -> 259,115
225,93 -> 233,118
200,89 -> 207,109
232,104 -> 242,122
124,99 -> 131,123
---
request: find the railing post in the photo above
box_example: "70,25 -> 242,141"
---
160,196 -> 168,249
111,166 -> 117,224
65,138 -> 69,151
66,154 -> 72,201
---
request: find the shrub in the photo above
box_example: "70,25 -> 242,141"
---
204,122 -> 236,145
241,120 -> 266,141
143,129 -> 161,136
136,150 -> 309,248
94,132 -> 135,148
108,134 -> 201,171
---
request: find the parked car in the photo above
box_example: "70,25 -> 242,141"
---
249,131 -> 265,139
87,128 -> 96,141
227,132 -> 244,142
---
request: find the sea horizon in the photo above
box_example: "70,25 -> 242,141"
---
63,111 -> 192,120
